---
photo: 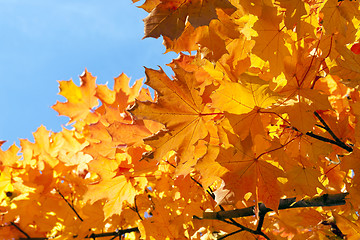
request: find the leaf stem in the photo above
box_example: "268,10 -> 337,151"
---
299,31 -> 322,87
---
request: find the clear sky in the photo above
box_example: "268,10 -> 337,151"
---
0,1 -> 177,150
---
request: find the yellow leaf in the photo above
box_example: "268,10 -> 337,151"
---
211,77 -> 278,115
331,44 -> 360,88
83,175 -> 137,219
52,69 -> 99,124
130,67 -> 214,174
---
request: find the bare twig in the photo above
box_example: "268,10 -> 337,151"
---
56,188 -> 84,222
87,228 -> 139,239
132,195 -> 144,221
305,131 -> 347,149
313,111 -> 353,152
11,222 -> 31,239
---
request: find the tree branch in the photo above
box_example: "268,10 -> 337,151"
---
311,111 -> 353,152
200,193 -> 348,220
256,213 -> 266,232
19,227 -> 140,240
87,228 -> 139,239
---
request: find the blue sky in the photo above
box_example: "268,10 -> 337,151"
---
0,1 -> 177,149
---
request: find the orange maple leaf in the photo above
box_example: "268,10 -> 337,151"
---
130,66 -> 216,174
252,5 -> 291,76
52,69 -> 98,124
331,44 -> 360,88
143,0 -> 236,40
83,175 -> 137,219
212,135 -> 284,211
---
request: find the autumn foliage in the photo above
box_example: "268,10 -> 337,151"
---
1,0 -> 360,239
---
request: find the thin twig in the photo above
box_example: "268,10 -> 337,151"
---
11,222 -> 31,239
133,195 -> 143,221
306,132 -> 341,147
87,228 -> 139,239
56,189 -> 84,222
313,111 -> 353,152
314,112 -> 341,143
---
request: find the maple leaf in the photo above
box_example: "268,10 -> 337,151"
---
195,145 -> 228,189
285,162 -> 324,197
212,135 -> 284,211
252,5 -> 291,76
83,175 -> 137,219
218,35 -> 254,79
4,0 -> 360,239
211,76 -> 278,115
320,0 -> 359,37
85,119 -> 158,152
163,24 -> 202,53
52,69 -> 99,124
130,66 -> 215,174
143,0 -> 236,40
0,144 -> 21,168
0,168 -> 12,202
137,0 -> 161,13
138,197 -> 185,239
276,0 -> 307,30
331,44 -> 360,88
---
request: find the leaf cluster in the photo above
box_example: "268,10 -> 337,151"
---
1,0 -> 360,239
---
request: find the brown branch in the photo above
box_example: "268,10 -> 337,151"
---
314,112 -> 342,143
322,220 -> 346,238
19,227 -> 140,240
256,213 -> 266,232
305,131 -> 352,153
87,228 -> 139,239
313,111 -> 353,152
200,193 -> 348,220
306,132 -> 344,148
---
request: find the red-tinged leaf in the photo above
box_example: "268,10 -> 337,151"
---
351,43 -> 360,54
